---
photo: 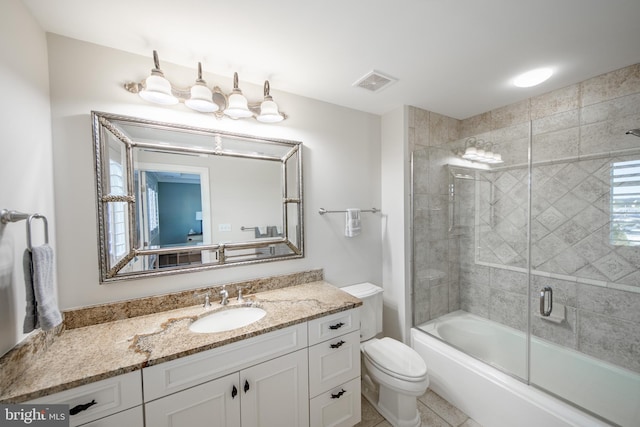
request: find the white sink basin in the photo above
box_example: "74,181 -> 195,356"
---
189,306 -> 267,333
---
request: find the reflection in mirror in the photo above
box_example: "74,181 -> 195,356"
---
92,111 -> 303,282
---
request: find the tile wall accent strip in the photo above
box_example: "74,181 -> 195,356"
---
476,260 -> 640,294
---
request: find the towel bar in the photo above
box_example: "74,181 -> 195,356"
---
1,209 -> 29,224
1,209 -> 50,250
318,207 -> 379,215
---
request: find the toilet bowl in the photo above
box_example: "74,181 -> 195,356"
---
363,338 -> 429,394
342,283 -> 429,427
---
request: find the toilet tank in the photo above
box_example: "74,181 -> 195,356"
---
341,283 -> 383,341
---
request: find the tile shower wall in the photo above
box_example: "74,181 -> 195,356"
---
410,108 -> 461,325
412,63 -> 640,374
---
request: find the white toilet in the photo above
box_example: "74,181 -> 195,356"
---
342,283 -> 429,427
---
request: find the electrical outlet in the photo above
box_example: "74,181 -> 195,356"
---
218,224 -> 232,232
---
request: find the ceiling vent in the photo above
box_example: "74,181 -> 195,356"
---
353,70 -> 397,93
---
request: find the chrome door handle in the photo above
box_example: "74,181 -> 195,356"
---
540,287 -> 552,317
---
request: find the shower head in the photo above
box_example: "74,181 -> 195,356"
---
626,128 -> 640,137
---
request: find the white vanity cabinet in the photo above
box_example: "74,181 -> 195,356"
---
24,308 -> 361,427
308,309 -> 362,427
143,323 -> 309,427
28,371 -> 143,427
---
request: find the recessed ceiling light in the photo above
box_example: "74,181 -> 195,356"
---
513,68 -> 553,88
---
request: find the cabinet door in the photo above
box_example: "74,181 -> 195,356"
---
145,373 -> 240,427
241,349 -> 309,427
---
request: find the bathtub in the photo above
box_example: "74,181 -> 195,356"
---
412,311 -> 640,427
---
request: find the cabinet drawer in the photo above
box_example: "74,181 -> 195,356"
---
143,323 -> 307,401
308,309 -> 359,346
29,371 -> 142,427
80,405 -> 143,427
309,330 -> 361,397
310,377 -> 361,427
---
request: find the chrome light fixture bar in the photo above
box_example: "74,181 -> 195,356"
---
455,137 -> 503,165
124,51 -> 287,123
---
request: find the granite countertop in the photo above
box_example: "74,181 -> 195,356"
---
0,280 -> 361,403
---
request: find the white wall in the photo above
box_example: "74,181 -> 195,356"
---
380,107 -> 411,342
0,0 -> 54,355
46,34 -> 383,309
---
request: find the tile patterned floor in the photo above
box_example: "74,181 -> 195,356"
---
356,390 -> 483,427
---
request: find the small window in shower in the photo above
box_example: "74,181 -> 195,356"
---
610,159 -> 640,246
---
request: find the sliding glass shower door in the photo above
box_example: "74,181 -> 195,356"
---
527,112 -> 640,426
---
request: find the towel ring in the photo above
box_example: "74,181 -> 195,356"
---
26,214 -> 49,251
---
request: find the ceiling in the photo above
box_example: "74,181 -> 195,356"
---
22,0 -> 640,120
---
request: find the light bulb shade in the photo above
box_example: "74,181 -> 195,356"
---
139,74 -> 178,105
185,84 -> 219,113
492,153 -> 503,163
224,91 -> 253,118
257,99 -> 284,123
462,146 -> 478,160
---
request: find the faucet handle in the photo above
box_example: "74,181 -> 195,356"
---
194,291 -> 212,309
237,286 -> 247,303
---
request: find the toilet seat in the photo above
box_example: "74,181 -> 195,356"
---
362,337 -> 427,382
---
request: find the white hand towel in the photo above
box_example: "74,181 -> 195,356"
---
23,244 -> 62,332
345,208 -> 361,237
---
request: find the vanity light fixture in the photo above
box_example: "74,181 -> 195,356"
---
224,72 -> 253,119
125,51 -> 287,123
185,63 -> 219,113
457,137 -> 503,165
257,81 -> 284,123
138,51 -> 178,105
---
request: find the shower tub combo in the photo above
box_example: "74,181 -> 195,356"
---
409,124 -> 640,427
412,312 -> 640,427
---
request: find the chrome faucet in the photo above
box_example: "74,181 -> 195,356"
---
219,285 -> 229,306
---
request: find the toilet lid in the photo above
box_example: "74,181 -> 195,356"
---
363,337 -> 427,381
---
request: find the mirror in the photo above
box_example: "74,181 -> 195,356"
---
92,111 -> 304,282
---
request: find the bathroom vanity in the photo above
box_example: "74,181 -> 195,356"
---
0,277 -> 362,427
